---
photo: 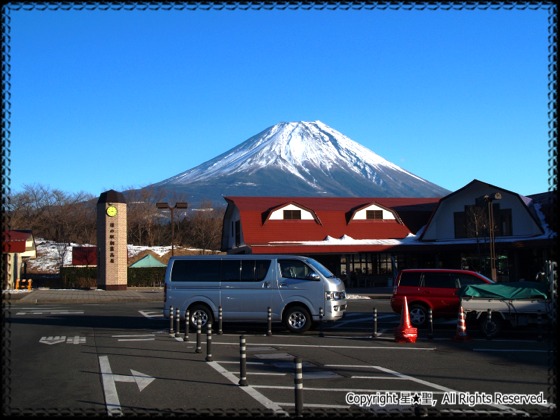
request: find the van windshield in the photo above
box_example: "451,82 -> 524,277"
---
306,258 -> 335,278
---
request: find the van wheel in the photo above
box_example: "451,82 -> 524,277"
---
479,313 -> 502,338
283,306 -> 311,333
189,304 -> 214,330
408,304 -> 428,327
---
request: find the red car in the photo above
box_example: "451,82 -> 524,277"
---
390,269 -> 495,327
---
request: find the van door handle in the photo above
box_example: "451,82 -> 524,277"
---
279,282 -> 288,288
262,281 -> 270,289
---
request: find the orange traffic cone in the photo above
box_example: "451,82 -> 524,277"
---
395,296 -> 417,343
453,306 -> 469,341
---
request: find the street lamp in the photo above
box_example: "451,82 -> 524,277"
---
478,193 -> 502,281
156,202 -> 188,256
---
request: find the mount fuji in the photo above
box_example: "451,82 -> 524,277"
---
144,121 -> 450,208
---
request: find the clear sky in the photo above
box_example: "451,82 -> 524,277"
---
5,4 -> 554,198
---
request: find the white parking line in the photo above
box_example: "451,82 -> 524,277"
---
206,361 -> 288,416
213,341 -> 436,351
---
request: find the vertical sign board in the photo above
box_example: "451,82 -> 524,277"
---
97,190 -> 127,290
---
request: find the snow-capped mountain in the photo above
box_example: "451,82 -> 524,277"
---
145,121 -> 450,207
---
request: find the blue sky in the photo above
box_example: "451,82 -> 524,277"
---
6,4 -> 554,198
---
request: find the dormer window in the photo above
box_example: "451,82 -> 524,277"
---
284,210 -> 302,220
366,210 -> 383,220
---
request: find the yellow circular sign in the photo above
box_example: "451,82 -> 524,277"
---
106,206 -> 118,217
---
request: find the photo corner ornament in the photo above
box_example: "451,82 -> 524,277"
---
106,205 -> 118,217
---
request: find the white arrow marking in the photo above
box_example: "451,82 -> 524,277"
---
98,356 -> 155,416
40,336 -> 66,345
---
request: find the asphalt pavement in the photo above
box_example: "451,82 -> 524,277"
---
3,286 -> 392,304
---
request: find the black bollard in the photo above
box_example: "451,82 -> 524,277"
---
267,307 -> 272,336
218,306 -> 223,335
206,324 -> 213,362
183,309 -> 190,342
195,318 -> 202,353
169,305 -> 174,336
294,357 -> 303,417
486,309 -> 493,340
372,307 -> 378,339
537,310 -> 543,341
239,335 -> 248,386
175,308 -> 181,338
428,308 -> 434,340
318,308 -> 324,337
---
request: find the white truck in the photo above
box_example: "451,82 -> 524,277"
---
459,261 -> 556,338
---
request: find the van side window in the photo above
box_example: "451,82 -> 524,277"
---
399,272 -> 421,286
279,260 -> 316,280
241,260 -> 271,282
221,260 -> 241,282
171,260 -> 220,282
221,259 -> 272,282
423,273 -> 456,288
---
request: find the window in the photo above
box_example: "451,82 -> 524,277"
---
174,259 -> 271,283
398,271 -> 422,286
422,273 -> 457,288
366,210 -> 383,220
455,203 -> 512,239
283,210 -> 302,220
171,260 -> 220,282
234,220 -> 241,246
279,259 -> 316,280
457,273 -> 488,286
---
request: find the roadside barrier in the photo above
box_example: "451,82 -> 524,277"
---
395,296 -> 417,343
183,309 -> 190,342
239,335 -> 248,386
195,318 -> 202,353
372,307 -> 378,339
218,306 -> 223,335
169,305 -> 174,336
15,279 -> 33,290
206,324 -> 213,362
294,357 -> 303,417
453,306 -> 469,341
175,308 -> 181,338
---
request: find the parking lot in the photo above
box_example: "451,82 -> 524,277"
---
4,297 -> 555,416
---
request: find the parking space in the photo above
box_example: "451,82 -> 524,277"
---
6,301 -> 554,416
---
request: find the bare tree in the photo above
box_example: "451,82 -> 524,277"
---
183,202 -> 224,252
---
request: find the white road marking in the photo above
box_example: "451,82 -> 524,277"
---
206,361 -> 288,416
112,334 -> 156,342
98,355 -> 155,417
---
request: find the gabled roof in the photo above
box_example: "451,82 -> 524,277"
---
129,253 -> 166,268
224,196 -> 441,253
419,179 -> 546,241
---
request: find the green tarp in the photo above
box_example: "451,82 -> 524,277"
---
129,254 -> 167,268
459,281 -> 549,300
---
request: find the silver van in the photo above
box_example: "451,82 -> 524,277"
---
163,255 -> 347,333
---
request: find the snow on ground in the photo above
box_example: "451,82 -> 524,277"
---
27,238 -> 207,274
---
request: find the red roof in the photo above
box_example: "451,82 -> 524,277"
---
2,230 -> 32,253
225,197 -> 441,254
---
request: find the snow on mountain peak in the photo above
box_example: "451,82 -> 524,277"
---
148,120 -> 450,202
162,120 -> 418,184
